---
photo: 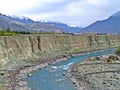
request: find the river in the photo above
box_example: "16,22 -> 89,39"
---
27,49 -> 115,90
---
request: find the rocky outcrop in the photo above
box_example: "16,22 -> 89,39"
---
0,34 -> 120,68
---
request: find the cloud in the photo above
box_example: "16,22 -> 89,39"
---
18,0 -> 80,14
0,0 -> 40,14
0,0 -> 120,27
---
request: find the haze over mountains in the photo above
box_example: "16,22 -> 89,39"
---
0,11 -> 120,34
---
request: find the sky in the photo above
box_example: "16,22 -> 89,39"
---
0,0 -> 120,27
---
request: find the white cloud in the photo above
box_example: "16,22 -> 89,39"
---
0,0 -> 43,15
0,0 -> 120,27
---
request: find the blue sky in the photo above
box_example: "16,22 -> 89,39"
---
0,0 -> 120,27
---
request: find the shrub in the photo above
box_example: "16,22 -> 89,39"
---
95,56 -> 100,60
108,55 -> 119,60
0,30 -> 32,36
116,47 -> 120,55
108,55 -> 115,59
106,59 -> 112,62
103,81 -> 106,84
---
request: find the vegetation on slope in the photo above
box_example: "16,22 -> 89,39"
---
0,30 -> 18,36
0,29 -> 75,36
116,46 -> 120,55
0,29 -> 31,36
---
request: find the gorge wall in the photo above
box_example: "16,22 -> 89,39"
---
0,34 -> 120,69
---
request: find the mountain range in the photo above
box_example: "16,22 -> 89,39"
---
82,11 -> 120,34
0,11 -> 120,34
0,13 -> 82,33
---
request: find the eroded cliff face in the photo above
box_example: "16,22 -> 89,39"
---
0,34 -> 120,68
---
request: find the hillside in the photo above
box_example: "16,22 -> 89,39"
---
46,22 -> 82,33
0,13 -> 30,32
81,11 -> 120,34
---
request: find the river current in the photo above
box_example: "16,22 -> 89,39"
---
27,49 -> 115,90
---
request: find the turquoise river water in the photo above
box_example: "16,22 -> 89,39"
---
27,49 -> 115,90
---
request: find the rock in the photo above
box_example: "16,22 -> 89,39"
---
62,72 -> 66,76
28,74 -> 32,77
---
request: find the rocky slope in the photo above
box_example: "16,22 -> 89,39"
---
68,54 -> 120,90
0,34 -> 120,68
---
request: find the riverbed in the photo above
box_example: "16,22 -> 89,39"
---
27,49 -> 115,90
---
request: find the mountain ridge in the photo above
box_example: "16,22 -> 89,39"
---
81,11 -> 120,34
0,13 -> 82,33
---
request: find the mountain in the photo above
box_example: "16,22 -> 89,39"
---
0,13 -> 30,31
8,16 -> 34,24
81,11 -> 120,34
0,13 -> 82,33
28,22 -> 63,32
0,13 -> 62,32
45,22 -> 82,33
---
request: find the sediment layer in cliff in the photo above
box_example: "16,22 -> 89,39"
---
0,34 -> 120,69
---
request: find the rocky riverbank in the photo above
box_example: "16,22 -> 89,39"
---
0,49 -> 115,90
12,55 -> 72,90
8,49 -> 102,90
10,49 -> 99,90
13,64 -> 48,90
9,49 -> 115,90
67,54 -> 120,90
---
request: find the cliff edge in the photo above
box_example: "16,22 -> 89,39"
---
0,34 -> 120,68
